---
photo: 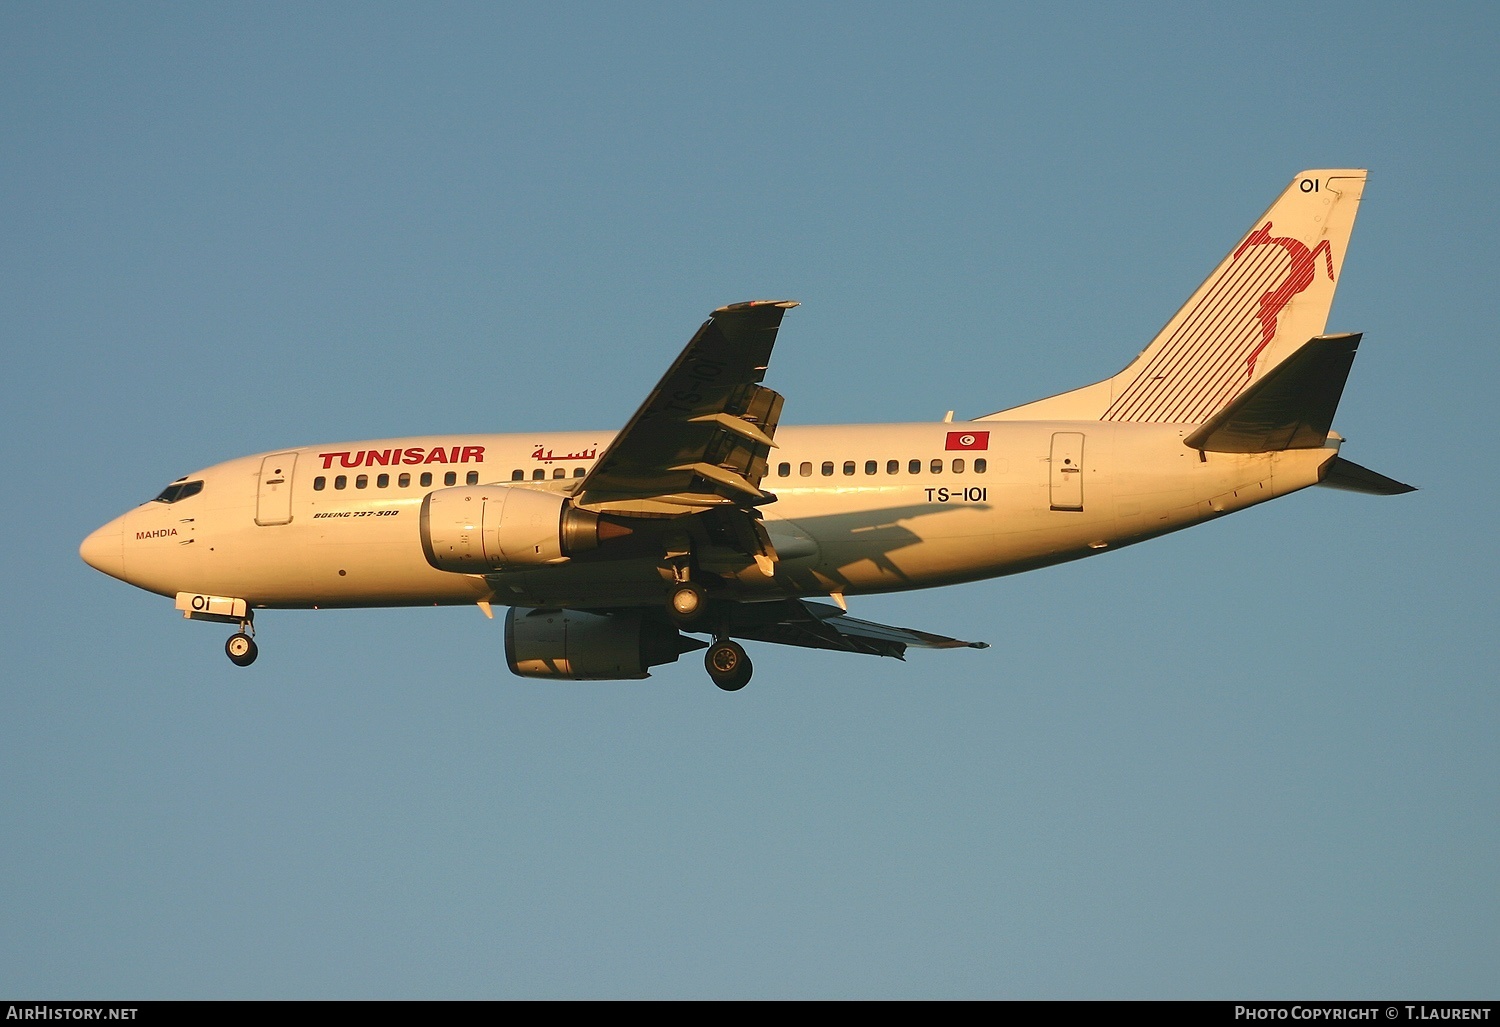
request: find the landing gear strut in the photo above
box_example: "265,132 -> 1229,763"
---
225,611 -> 257,667
225,631 -> 258,667
705,638 -> 752,691
660,544 -> 744,687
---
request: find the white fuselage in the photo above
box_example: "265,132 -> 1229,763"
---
81,420 -> 1339,613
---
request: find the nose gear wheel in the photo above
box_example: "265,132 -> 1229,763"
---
225,632 -> 258,667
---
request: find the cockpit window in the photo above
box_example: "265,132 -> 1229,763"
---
153,480 -> 204,504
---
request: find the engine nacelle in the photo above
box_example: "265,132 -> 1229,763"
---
420,485 -> 607,573
505,608 -> 702,680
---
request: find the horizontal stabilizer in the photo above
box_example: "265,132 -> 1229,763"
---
1318,456 -> 1416,495
1184,334 -> 1360,453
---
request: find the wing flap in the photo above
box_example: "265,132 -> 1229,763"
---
724,599 -> 989,660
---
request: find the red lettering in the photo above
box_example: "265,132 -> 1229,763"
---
322,445 -> 483,468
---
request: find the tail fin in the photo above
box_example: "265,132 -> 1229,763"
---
982,169 -> 1367,423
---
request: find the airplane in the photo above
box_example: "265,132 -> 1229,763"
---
80,169 -> 1414,690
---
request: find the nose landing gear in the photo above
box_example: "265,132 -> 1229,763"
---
225,631 -> 258,667
174,593 -> 260,669
224,612 -> 258,667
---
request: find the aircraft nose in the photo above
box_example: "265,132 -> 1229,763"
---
80,522 -> 125,580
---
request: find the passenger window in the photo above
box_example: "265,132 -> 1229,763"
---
356,474 -> 369,489
398,473 -> 411,488
778,462 -> 791,477
864,460 -> 877,475
821,461 -> 834,476
313,477 -> 326,491
444,471 -> 457,486
335,475 -> 347,490
952,459 -> 964,474
974,458 -> 987,474
512,470 -> 524,481
419,472 -> 432,488
842,461 -> 855,476
799,462 -> 812,477
467,471 -> 479,485
930,459 -> 943,474
553,468 -> 565,479
909,459 -> 921,474
887,460 -> 899,475
533,469 -> 546,480
573,467 -> 586,478
377,473 -> 390,488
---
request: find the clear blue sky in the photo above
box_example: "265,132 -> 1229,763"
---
3,1 -> 1496,999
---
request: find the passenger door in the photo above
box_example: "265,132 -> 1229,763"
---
255,453 -> 297,526
1049,433 -> 1084,512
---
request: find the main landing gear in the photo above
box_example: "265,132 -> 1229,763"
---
667,581 -> 708,629
660,555 -> 749,690
705,638 -> 752,691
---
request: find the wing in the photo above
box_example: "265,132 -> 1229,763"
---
572,301 -> 797,518
724,599 -> 989,660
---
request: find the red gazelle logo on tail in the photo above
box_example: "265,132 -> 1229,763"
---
1233,222 -> 1335,378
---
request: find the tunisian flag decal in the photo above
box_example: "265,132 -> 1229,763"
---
945,430 -> 989,451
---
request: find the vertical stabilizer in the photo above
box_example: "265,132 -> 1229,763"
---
982,170 -> 1367,423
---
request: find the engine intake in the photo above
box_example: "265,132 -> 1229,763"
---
420,485 -> 619,573
505,608 -> 704,680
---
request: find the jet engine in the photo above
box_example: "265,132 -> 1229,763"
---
504,608 -> 706,680
420,485 -> 627,573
